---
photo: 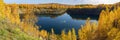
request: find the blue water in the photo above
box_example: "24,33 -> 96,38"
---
36,13 -> 98,34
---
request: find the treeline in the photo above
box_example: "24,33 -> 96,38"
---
7,3 -> 120,9
6,1 -> 120,9
6,4 -> 98,8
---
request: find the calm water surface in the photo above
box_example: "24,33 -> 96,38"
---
36,13 -> 98,34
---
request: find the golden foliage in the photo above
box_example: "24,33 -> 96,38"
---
61,30 -> 67,40
107,28 -> 119,40
71,28 -> 77,40
0,0 -> 5,20
78,18 -> 97,40
0,0 -> 42,40
78,6 -> 120,40
67,30 -> 72,40
39,30 -> 48,38
49,29 -> 57,40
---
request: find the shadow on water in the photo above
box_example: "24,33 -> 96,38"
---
68,13 -> 99,20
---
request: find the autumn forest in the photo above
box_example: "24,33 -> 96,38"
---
1,0 -> 120,40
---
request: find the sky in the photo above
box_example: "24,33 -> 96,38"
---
4,0 -> 120,5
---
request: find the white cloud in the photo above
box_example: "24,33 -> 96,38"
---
77,0 -> 120,4
89,0 -> 119,4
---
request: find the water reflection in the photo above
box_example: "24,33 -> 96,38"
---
36,13 -> 98,34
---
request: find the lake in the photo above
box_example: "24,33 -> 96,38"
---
36,13 -> 98,34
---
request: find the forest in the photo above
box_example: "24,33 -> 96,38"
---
1,0 -> 120,40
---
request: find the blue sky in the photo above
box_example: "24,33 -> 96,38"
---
4,0 -> 120,5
